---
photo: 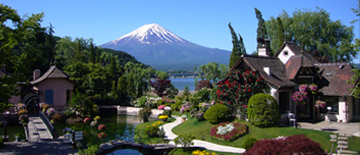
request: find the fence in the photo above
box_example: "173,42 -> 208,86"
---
39,111 -> 54,139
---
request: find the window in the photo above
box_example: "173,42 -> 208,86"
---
320,96 -> 338,113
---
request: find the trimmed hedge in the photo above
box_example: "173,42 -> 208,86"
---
204,104 -> 228,124
247,93 -> 281,127
244,135 -> 324,154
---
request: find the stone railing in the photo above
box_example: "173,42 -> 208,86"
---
39,111 -> 54,139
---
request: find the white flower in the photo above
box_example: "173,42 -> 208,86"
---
216,123 -> 235,135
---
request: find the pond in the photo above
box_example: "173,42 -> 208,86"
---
54,115 -> 156,155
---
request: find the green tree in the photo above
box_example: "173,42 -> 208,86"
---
228,23 -> 246,68
89,41 -> 95,63
116,75 -> 128,99
183,85 -> 191,97
255,8 -> 269,50
266,8 -> 356,62
0,4 -> 43,105
276,17 -> 285,49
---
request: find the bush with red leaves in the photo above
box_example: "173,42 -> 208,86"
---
244,135 -> 324,155
195,80 -> 213,91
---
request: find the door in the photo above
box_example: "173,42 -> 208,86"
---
45,89 -> 54,105
279,92 -> 290,114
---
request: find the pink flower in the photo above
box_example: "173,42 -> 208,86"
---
158,105 -> 166,110
84,117 -> 91,124
98,124 -> 106,131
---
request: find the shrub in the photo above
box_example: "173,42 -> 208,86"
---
171,104 -> 178,112
19,114 -> 29,126
137,96 -> 147,107
158,105 -> 166,110
247,93 -> 281,127
180,102 -> 193,113
162,109 -> 172,117
174,133 -> 195,150
97,132 -> 107,139
98,124 -> 106,131
18,109 -> 28,115
157,127 -> 166,137
210,122 -> 247,141
242,137 -> 257,151
157,99 -> 164,107
17,103 -> 26,110
84,117 -> 92,124
190,110 -> 205,121
139,106 -> 152,122
158,115 -> 168,121
195,80 -> 213,91
204,104 -> 228,124
144,125 -> 159,137
51,114 -> 61,122
244,135 -> 324,154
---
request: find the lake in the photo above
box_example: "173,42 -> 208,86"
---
169,77 -> 196,91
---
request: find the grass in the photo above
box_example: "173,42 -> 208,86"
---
0,125 -> 25,142
172,117 -> 340,151
168,147 -> 241,155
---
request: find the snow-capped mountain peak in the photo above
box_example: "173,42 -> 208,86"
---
108,23 -> 189,45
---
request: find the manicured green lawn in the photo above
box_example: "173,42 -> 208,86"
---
0,125 -> 25,142
168,147 -> 240,155
172,117 -> 344,152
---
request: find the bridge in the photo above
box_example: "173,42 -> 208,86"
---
27,115 -> 53,142
168,73 -> 200,78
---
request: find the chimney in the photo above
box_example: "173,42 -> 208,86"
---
33,69 -> 40,80
263,67 -> 270,76
257,38 -> 270,57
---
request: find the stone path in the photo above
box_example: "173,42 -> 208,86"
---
28,117 -> 52,142
162,116 -> 246,154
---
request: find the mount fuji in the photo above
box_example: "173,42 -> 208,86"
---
101,23 -> 230,71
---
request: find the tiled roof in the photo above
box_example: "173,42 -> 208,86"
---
316,63 -> 356,96
285,55 -> 316,80
227,55 -> 295,88
276,42 -> 319,64
30,66 -> 73,85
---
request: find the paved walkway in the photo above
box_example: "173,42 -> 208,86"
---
28,117 -> 52,142
0,141 -> 77,155
298,121 -> 360,137
162,116 -> 246,154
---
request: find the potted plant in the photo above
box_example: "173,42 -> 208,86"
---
15,132 -> 23,142
181,115 -> 187,122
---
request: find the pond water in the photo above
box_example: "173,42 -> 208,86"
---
55,115 -> 156,155
169,77 -> 196,91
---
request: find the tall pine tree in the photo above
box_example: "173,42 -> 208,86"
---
229,23 -> 246,68
255,8 -> 270,51
276,17 -> 285,50
89,41 -> 95,63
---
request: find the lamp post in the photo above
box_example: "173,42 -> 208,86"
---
327,106 -> 332,124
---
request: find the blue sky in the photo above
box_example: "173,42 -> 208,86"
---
2,0 -> 360,63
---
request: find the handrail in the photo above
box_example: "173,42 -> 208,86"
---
39,111 -> 54,139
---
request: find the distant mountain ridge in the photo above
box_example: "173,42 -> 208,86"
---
101,23 -> 230,71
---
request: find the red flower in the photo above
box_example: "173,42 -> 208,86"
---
229,73 -> 231,75
228,102 -> 231,104
260,77 -> 263,79
236,90 -> 239,93
236,71 -> 239,74
244,82 -> 247,84
257,79 -> 259,82
249,79 -> 251,81
218,85 -> 221,88
246,70 -> 250,74
248,89 -> 251,92
252,72 -> 256,75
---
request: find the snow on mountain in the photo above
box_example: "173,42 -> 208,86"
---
104,23 -> 191,46
101,23 -> 230,71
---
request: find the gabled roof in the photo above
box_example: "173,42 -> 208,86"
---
285,54 -> 316,80
276,42 -> 319,64
316,63 -> 356,96
228,55 -> 295,88
30,66 -> 74,85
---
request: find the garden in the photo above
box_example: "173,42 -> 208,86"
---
132,69 -> 360,154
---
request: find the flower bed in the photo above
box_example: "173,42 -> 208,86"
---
210,122 -> 247,141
